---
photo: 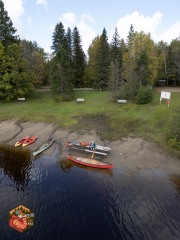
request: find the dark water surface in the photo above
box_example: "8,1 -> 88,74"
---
0,145 -> 180,240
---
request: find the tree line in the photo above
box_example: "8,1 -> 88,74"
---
0,0 -> 180,102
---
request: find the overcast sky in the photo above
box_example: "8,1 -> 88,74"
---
3,0 -> 180,54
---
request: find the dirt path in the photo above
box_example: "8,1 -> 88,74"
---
0,120 -> 179,174
154,87 -> 180,92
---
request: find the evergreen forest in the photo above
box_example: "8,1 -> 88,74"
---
0,0 -> 180,102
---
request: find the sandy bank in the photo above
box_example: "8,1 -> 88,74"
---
0,120 -> 179,174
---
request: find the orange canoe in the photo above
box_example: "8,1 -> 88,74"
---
67,155 -> 113,169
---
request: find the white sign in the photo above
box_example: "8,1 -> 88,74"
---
160,91 -> 171,100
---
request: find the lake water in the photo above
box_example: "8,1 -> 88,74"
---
0,145 -> 180,240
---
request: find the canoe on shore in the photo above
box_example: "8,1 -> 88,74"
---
66,140 -> 111,153
22,136 -> 37,147
67,155 -> 113,169
33,138 -> 54,156
15,136 -> 30,147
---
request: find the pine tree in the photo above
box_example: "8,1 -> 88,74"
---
110,27 -> 121,62
0,43 -> 33,101
66,27 -> 72,61
109,27 -> 122,100
72,26 -> 86,87
126,24 -> 134,47
51,22 -> 74,100
51,52 -> 74,101
0,0 -> 18,47
51,22 -> 66,54
95,28 -> 110,89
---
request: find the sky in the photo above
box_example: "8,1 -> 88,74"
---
3,0 -> 180,54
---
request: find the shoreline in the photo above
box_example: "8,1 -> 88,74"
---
0,120 -> 179,174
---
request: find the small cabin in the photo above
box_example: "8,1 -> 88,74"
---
158,80 -> 166,87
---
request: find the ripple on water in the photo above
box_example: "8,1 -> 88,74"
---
0,146 -> 180,240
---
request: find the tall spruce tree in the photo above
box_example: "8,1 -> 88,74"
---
66,27 -> 72,61
72,26 -> 86,87
126,24 -> 134,47
95,28 -> 110,89
110,27 -> 121,62
109,27 -> 122,100
0,0 -> 18,47
51,22 -> 74,100
51,22 -> 66,54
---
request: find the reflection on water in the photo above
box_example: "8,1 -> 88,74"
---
0,146 -> 180,240
169,175 -> 180,194
0,145 -> 32,190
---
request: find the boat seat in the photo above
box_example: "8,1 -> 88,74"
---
85,149 -> 107,156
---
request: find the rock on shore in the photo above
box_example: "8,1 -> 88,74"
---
0,120 -> 179,174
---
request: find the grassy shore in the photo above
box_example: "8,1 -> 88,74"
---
0,89 -> 179,155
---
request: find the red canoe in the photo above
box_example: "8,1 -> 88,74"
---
67,155 -> 113,169
22,136 -> 37,147
15,136 -> 30,147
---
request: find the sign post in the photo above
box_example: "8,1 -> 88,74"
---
160,91 -> 171,108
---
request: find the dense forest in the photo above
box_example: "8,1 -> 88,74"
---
0,0 -> 180,102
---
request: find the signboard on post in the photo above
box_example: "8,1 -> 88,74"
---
160,91 -> 171,108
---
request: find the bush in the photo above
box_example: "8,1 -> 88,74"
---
168,138 -> 180,150
135,86 -> 153,104
167,108 -> 180,150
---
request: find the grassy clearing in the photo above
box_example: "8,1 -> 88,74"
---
0,89 -> 179,155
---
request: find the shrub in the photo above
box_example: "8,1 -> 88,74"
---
168,138 -> 180,150
167,108 -> 180,150
135,86 -> 153,104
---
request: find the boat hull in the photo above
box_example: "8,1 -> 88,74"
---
33,138 -> 54,156
15,136 -> 30,147
67,155 -> 112,169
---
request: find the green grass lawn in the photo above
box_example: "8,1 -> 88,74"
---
0,89 -> 179,155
